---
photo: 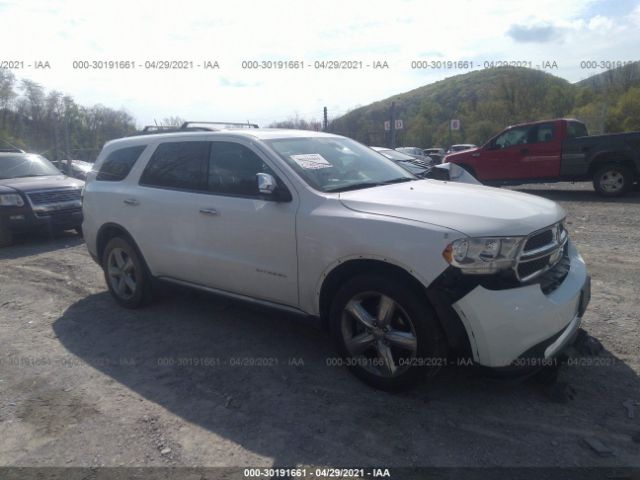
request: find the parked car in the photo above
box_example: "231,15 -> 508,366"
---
53,159 -> 93,180
370,147 -> 480,184
83,125 -> 590,390
395,147 -> 436,165
0,148 -> 84,247
446,144 -> 477,154
371,147 -> 433,172
445,118 -> 640,197
423,148 -> 445,164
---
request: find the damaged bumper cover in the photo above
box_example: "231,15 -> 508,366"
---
451,240 -> 590,368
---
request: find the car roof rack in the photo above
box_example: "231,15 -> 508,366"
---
131,121 -> 260,137
0,140 -> 25,153
180,121 -> 259,129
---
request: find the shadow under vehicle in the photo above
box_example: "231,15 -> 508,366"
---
51,289 -> 640,468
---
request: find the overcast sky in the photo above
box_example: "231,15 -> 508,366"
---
2,0 -> 639,127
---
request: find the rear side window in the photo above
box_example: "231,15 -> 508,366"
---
208,142 -> 275,197
96,145 -> 146,181
532,123 -> 555,143
567,122 -> 588,138
139,142 -> 209,190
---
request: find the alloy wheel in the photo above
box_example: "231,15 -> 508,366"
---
341,291 -> 418,378
107,247 -> 137,300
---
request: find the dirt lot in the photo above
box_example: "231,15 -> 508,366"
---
0,182 -> 639,470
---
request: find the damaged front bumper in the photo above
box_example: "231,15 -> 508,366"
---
450,240 -> 590,368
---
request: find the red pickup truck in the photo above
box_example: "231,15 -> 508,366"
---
445,118 -> 640,197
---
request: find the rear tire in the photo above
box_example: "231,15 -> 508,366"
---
102,237 -> 153,309
329,274 -> 446,391
593,164 -> 633,197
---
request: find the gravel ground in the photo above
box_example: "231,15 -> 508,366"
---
0,182 -> 638,470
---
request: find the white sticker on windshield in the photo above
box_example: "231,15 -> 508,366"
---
290,153 -> 332,170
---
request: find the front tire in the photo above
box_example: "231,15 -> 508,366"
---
593,164 -> 633,197
102,237 -> 152,308
0,224 -> 13,248
329,274 -> 446,391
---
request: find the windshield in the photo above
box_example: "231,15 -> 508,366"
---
267,137 -> 415,192
0,154 -> 61,179
376,149 -> 417,161
397,147 -> 419,155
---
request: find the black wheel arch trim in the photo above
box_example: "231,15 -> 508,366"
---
318,258 -> 473,357
95,222 -> 151,275
588,151 -> 638,176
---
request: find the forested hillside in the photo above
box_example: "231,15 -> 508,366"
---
329,62 -> 640,148
2,62 -> 639,160
0,70 -> 136,161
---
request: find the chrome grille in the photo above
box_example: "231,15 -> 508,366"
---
515,222 -> 568,282
26,188 -> 82,218
27,188 -> 81,205
523,229 -> 554,251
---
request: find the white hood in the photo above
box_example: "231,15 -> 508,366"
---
339,180 -> 565,237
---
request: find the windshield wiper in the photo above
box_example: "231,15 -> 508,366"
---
326,177 -> 415,192
381,177 -> 415,184
10,174 -> 52,178
326,182 -> 384,192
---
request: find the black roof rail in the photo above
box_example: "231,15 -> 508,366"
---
128,125 -> 212,137
0,139 -> 25,153
141,125 -> 176,132
129,121 -> 260,137
180,121 -> 259,129
139,125 -> 211,133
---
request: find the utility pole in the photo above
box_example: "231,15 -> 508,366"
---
390,101 -> 396,149
64,106 -> 72,174
600,100 -> 608,134
323,106 -> 328,131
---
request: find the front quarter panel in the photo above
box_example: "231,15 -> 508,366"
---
297,198 -> 460,316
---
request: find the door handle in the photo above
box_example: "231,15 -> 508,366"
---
123,198 -> 139,206
199,208 -> 219,216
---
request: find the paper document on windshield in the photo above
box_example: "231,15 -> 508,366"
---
290,154 -> 332,170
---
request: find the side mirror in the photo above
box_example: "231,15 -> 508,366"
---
257,172 -> 277,194
257,173 -> 292,202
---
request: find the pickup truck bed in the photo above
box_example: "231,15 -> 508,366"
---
561,131 -> 640,177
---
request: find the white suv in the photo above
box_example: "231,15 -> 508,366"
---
83,126 -> 591,390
